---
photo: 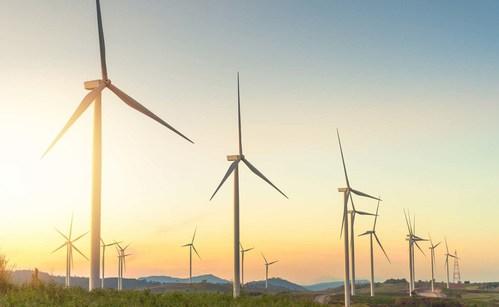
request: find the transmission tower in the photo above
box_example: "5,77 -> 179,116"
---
453,250 -> 461,283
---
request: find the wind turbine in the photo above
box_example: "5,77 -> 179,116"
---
52,215 -> 88,287
428,235 -> 440,292
209,73 -> 288,298
262,253 -> 278,289
336,130 -> 381,307
403,210 -> 427,296
182,228 -> 200,284
358,200 -> 390,297
116,243 -> 130,291
347,203 -> 377,295
42,0 -> 193,291
240,243 -> 254,288
444,238 -> 456,289
100,239 -> 119,288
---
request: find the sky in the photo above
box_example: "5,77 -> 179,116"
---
0,0 -> 499,284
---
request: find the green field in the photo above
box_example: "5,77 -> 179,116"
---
1,284 -> 499,307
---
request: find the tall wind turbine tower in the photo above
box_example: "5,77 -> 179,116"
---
403,210 -> 427,296
428,235 -> 440,292
116,243 -> 130,291
262,253 -> 278,289
52,215 -> 88,287
444,238 -> 456,289
182,228 -> 200,284
337,130 -> 381,307
210,73 -> 288,298
347,204 -> 377,295
358,200 -> 390,297
100,239 -> 119,288
42,0 -> 193,290
240,243 -> 254,288
453,250 -> 461,284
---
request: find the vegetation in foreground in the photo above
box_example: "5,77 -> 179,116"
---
0,283 -> 323,307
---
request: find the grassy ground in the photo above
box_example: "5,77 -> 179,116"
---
1,282 -> 498,306
0,284 -> 321,307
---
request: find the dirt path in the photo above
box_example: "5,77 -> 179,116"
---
313,294 -> 330,304
417,289 -> 447,298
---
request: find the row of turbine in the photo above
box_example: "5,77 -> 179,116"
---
52,215 -> 130,290
335,131 -> 460,307
53,220 -> 279,290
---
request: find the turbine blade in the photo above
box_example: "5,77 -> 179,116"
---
55,228 -> 69,241
242,158 -> 288,199
269,260 -> 279,265
96,0 -> 108,80
358,231 -> 371,237
374,233 -> 391,263
434,242 -> 441,249
336,129 -> 350,189
181,244 -> 191,247
42,85 -> 105,157
51,242 -> 67,254
246,247 -> 254,252
69,213 -> 73,240
354,210 -> 376,216
340,200 -> 347,239
192,245 -> 201,259
237,72 -> 243,155
261,253 -> 268,264
191,227 -> 197,244
107,83 -> 194,144
414,241 -> 426,256
72,244 -> 89,261
445,237 -> 449,254
72,232 -> 88,243
209,161 -> 239,200
403,210 -> 412,235
373,199 -> 380,230
350,188 -> 381,201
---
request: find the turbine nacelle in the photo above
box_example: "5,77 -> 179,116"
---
227,154 -> 244,161
84,79 -> 110,90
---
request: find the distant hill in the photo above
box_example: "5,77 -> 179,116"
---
304,280 -> 369,291
140,274 -> 230,285
244,278 -> 307,292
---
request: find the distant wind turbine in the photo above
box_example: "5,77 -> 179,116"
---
444,238 -> 456,289
42,0 -> 193,290
347,204 -> 377,295
240,243 -> 254,288
403,210 -> 427,296
100,239 -> 119,288
358,200 -> 390,297
116,243 -> 131,291
209,73 -> 288,298
52,215 -> 88,287
182,228 -> 200,284
262,253 -> 278,289
336,130 -> 381,307
428,235 -> 441,292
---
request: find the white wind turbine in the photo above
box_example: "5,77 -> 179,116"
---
209,73 -> 288,298
262,253 -> 278,289
428,235 -> 441,292
403,210 -> 427,296
347,203 -> 377,295
42,0 -> 193,290
52,215 -> 88,287
100,239 -> 119,288
116,243 -> 131,291
358,200 -> 390,297
444,238 -> 456,289
336,130 -> 381,307
182,228 -> 200,284
240,243 -> 254,288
